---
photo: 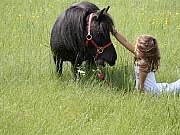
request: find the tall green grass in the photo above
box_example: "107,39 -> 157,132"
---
0,0 -> 180,134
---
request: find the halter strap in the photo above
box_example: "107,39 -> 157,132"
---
86,13 -> 93,40
88,40 -> 112,58
86,13 -> 112,59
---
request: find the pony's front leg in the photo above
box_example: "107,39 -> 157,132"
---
85,59 -> 96,76
71,62 -> 81,80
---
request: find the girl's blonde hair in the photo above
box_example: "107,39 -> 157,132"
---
135,35 -> 160,72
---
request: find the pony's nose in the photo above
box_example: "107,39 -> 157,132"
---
96,59 -> 105,67
109,61 -> 115,66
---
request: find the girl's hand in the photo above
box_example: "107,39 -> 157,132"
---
112,28 -> 118,36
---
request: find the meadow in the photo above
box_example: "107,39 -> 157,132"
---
0,0 -> 180,134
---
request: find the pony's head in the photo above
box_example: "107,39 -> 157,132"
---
85,6 -> 117,67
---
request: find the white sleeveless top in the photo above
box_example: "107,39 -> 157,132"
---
135,64 -> 180,94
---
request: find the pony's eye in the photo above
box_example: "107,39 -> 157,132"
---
97,32 -> 103,36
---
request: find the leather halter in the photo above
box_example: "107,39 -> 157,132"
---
86,13 -> 112,59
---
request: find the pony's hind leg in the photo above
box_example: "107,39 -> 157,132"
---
54,56 -> 63,76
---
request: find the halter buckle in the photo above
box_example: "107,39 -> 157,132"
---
86,34 -> 92,40
97,47 -> 104,53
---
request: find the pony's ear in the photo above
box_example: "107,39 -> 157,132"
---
105,6 -> 110,12
94,8 -> 106,19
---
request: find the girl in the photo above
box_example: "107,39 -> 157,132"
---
112,29 -> 180,94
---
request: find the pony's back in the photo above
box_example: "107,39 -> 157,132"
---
50,2 -> 99,53
72,1 -> 99,11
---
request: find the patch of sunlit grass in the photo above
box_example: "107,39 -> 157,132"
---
0,0 -> 180,134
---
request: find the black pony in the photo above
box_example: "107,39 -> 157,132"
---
50,1 -> 117,79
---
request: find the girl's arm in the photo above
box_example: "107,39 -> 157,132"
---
113,29 -> 135,54
138,70 -> 148,93
113,29 -> 148,93
138,65 -> 149,93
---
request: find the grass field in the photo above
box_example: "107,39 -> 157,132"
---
0,0 -> 180,134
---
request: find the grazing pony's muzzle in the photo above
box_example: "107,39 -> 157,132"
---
108,60 -> 116,66
96,59 -> 106,67
97,54 -> 117,67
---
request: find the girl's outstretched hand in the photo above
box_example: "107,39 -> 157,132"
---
112,28 -> 118,36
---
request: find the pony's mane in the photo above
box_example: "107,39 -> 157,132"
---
59,6 -> 89,52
